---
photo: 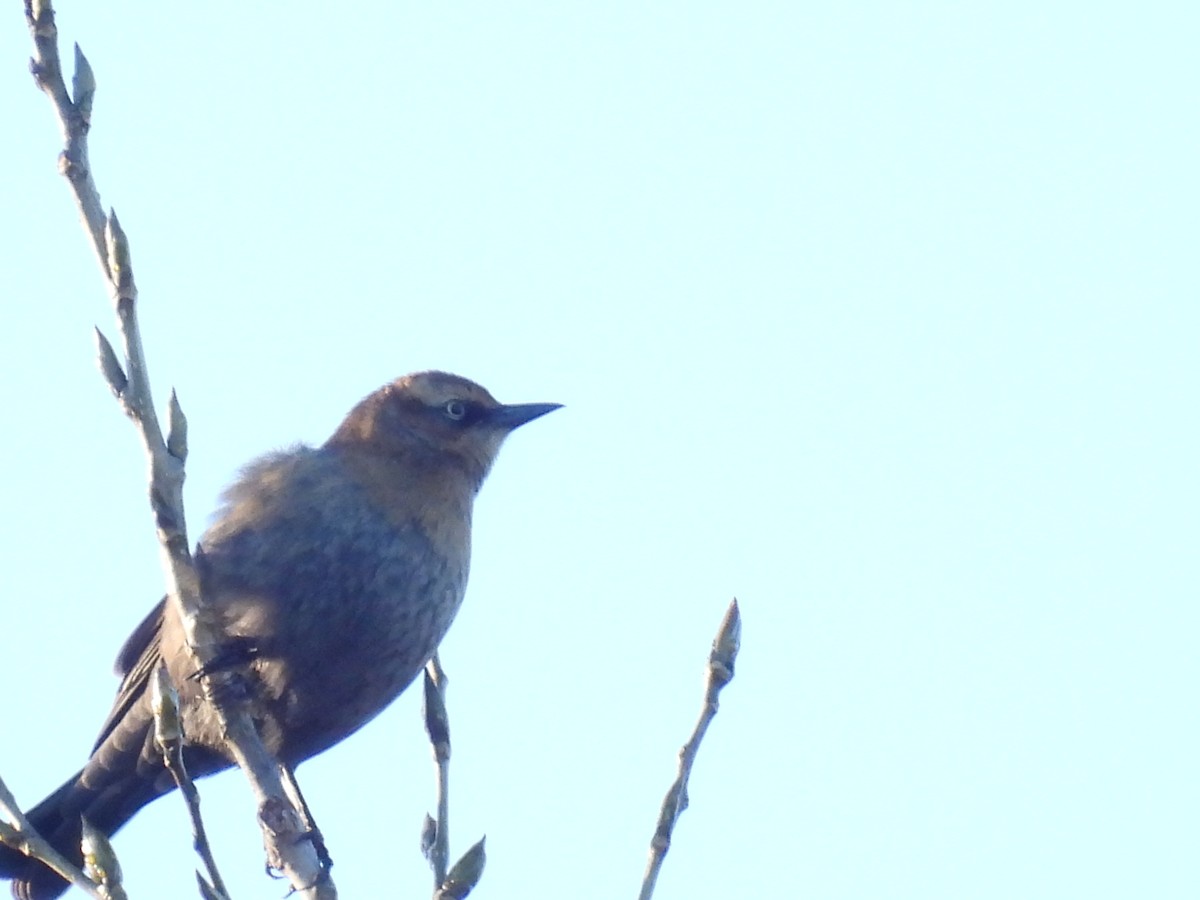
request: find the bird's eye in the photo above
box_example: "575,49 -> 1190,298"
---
444,400 -> 468,421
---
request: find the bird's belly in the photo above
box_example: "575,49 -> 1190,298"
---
259,562 -> 469,762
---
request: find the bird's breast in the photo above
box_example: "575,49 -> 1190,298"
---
195,446 -> 478,757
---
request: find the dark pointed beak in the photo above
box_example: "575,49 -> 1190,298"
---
487,402 -> 563,430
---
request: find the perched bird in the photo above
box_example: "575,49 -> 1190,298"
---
0,371 -> 560,900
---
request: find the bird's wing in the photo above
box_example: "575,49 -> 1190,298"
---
92,597 -> 166,754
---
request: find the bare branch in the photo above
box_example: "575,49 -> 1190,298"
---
420,662 -> 487,900
422,654 -> 452,890
25,0 -> 108,280
25,2 -> 334,896
0,777 -> 107,900
638,599 -> 742,900
151,665 -> 231,900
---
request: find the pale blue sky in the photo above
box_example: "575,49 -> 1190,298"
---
2,2 -> 1196,898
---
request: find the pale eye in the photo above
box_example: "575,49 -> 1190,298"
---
444,399 -> 468,421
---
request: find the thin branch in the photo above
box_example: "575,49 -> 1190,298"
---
422,654 -> 452,890
422,659 -> 486,899
638,599 -> 742,900
151,665 -> 231,900
24,2 -> 333,896
0,776 -> 107,900
26,0 -> 107,277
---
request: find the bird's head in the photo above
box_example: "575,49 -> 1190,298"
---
326,371 -> 561,488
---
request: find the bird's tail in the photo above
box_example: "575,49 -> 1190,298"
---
0,766 -> 160,900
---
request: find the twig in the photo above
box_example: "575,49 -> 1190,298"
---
0,777 -> 107,900
151,665 -> 231,900
421,656 -> 486,897
24,0 -> 106,277
279,762 -> 329,868
638,599 -> 742,900
24,2 -> 333,896
422,655 -> 452,888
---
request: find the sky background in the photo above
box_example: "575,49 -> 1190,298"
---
2,2 -> 1197,898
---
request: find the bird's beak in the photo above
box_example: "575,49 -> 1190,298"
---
488,402 -> 563,430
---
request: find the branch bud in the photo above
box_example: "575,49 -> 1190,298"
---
437,836 -> 486,900
94,327 -> 128,398
151,662 -> 183,752
709,598 -> 741,683
71,43 -> 94,121
167,389 -> 189,463
80,818 -> 125,898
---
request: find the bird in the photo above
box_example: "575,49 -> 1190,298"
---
0,370 -> 560,900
